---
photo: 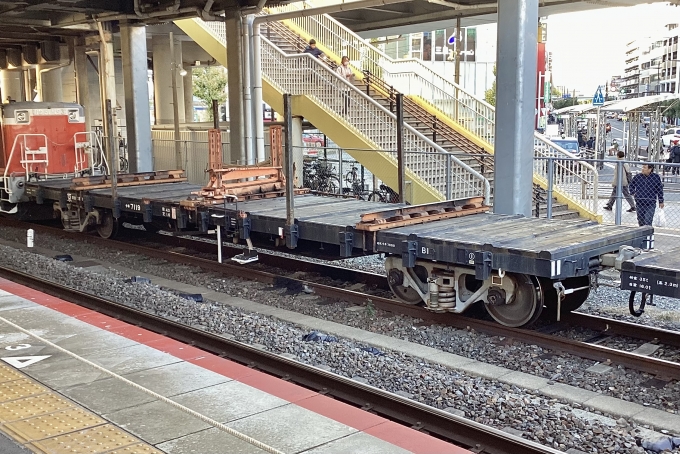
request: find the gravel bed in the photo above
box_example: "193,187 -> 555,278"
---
0,243 -> 672,453
1,227 -> 680,422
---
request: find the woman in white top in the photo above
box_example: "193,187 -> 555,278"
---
336,56 -> 353,115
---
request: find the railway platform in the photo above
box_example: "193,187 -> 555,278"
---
0,277 -> 468,454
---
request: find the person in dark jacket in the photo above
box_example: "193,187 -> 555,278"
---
671,141 -> 680,175
303,39 -> 324,59
629,164 -> 664,226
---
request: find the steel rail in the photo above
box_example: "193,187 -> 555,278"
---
2,219 -> 680,378
0,265 -> 560,454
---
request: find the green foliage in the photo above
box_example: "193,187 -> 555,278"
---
662,100 -> 680,120
552,97 -> 579,110
193,67 -> 227,120
484,65 -> 496,106
551,86 -> 561,97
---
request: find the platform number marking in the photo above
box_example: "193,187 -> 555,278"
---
5,343 -> 31,351
0,344 -> 50,369
468,252 -> 475,265
2,355 -> 50,369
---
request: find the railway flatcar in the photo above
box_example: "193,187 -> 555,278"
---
0,111 -> 675,328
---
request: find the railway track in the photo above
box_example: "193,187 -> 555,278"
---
1,219 -> 679,380
0,265 -> 561,454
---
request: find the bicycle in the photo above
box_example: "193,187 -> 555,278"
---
343,165 -> 370,199
303,159 -> 340,193
368,183 -> 400,203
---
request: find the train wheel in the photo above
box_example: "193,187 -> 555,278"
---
485,274 -> 542,327
97,211 -> 119,239
387,268 -> 422,304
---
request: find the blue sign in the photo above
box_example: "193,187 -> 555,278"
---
448,34 -> 455,45
593,86 -> 605,106
564,94 -> 571,99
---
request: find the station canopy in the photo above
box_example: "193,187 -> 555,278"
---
602,93 -> 680,113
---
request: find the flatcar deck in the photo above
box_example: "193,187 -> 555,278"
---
16,180 -> 659,283
374,213 -> 653,279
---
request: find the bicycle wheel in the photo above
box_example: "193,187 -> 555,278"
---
368,191 -> 385,203
328,176 -> 341,194
345,170 -> 357,185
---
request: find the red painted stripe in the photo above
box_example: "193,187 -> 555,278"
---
0,280 -> 470,454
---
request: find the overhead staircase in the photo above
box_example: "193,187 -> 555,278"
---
176,18 -> 489,205
176,5 -> 599,219
259,2 -> 600,220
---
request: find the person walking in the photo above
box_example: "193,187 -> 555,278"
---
603,151 -> 636,212
629,164 -> 664,226
670,140 -> 680,176
303,39 -> 324,59
335,56 -> 353,115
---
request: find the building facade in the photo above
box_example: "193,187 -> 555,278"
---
621,24 -> 679,98
375,25 -> 496,99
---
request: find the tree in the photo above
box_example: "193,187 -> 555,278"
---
485,65 -> 496,106
193,67 -> 227,120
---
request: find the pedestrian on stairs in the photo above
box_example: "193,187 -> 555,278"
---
303,39 -> 324,59
603,151 -> 635,213
336,56 -> 354,115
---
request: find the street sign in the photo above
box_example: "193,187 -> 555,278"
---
544,81 -> 551,103
592,86 -> 604,106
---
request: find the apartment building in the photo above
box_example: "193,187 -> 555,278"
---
621,24 -> 680,98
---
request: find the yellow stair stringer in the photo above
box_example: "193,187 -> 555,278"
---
175,17 -> 442,204
411,94 -> 600,221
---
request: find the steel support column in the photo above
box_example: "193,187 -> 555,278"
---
225,13 -> 246,165
121,22 -> 153,173
98,22 -> 118,169
493,0 -> 538,217
252,22 -> 265,163
74,42 -> 90,128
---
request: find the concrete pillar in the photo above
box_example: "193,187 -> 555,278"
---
121,22 -> 153,173
225,13 -> 245,165
99,23 -> 118,148
1,70 -> 22,102
39,67 -> 63,102
152,34 -> 185,125
493,0 -> 538,217
183,67 -> 193,123
292,115 -> 303,187
74,43 -> 90,128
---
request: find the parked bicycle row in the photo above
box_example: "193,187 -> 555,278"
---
302,157 -> 399,203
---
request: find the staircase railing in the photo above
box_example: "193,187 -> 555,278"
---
533,134 -> 599,215
266,1 -> 495,147
263,3 -> 600,217
259,37 -> 489,201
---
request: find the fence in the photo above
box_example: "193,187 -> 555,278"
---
539,156 -> 680,231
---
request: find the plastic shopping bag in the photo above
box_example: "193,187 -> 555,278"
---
653,208 -> 667,228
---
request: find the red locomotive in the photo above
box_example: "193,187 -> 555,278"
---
0,102 -> 96,210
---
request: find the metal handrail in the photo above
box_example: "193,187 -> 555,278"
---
265,1 -> 496,145
262,3 -> 599,215
260,36 -> 490,202
533,134 -> 599,214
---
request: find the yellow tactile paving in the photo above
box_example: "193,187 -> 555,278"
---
0,394 -> 74,423
0,365 -> 27,383
0,379 -> 48,402
3,407 -> 106,442
29,424 -> 141,453
0,365 -> 162,453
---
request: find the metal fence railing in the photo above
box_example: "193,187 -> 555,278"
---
539,156 -> 680,230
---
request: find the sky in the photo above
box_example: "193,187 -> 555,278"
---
547,2 -> 680,96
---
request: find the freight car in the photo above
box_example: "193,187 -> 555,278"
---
0,103 -> 672,327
